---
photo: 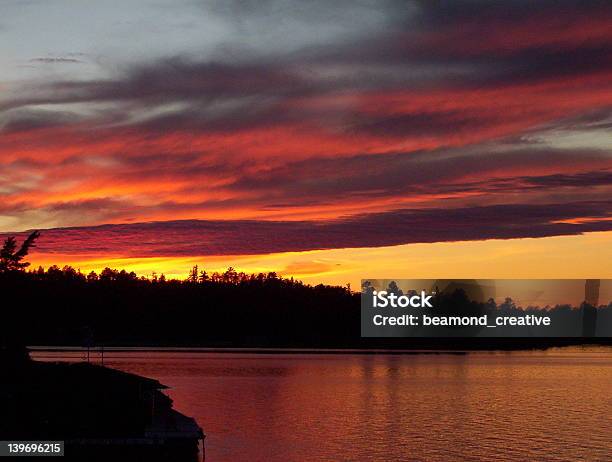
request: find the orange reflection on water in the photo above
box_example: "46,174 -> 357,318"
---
32,348 -> 612,462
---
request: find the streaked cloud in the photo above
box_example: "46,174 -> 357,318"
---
3,201 -> 610,258
0,0 -> 610,273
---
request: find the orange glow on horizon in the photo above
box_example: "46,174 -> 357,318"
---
27,231 -> 612,290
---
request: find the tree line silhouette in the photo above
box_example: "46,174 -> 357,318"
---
1,232 -> 610,349
1,231 -> 359,347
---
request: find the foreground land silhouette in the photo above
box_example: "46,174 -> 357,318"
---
1,358 -> 204,461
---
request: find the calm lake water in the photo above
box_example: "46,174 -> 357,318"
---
32,347 -> 612,462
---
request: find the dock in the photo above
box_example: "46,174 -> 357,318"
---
0,359 -> 205,461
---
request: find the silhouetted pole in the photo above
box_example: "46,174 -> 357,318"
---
582,279 -> 599,337
585,279 -> 600,307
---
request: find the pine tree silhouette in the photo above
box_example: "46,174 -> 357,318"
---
0,231 -> 40,273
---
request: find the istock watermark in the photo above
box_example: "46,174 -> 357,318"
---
361,279 -> 612,338
372,290 -> 433,308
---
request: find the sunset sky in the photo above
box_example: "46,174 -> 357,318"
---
1,0 -> 611,286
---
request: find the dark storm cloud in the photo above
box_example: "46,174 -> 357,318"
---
0,109 -> 83,133
8,200 -> 612,257
4,1 -> 610,110
413,0 -> 611,25
524,171 -> 612,188
484,46 -> 612,86
0,58 -> 310,112
130,102 -> 297,134
229,147 -> 612,200
349,111 -> 500,138
1,0 -> 610,144
61,59 -> 305,102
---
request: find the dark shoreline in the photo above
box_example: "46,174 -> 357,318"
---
28,342 -> 612,356
1,359 -> 204,461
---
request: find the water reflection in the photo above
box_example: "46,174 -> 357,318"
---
33,348 -> 612,462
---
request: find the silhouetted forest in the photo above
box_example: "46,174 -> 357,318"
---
0,264 -> 608,349
1,261 -> 361,347
1,233 -> 610,349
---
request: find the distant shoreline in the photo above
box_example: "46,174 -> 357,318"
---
28,344 -> 612,356
29,346 -> 468,355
